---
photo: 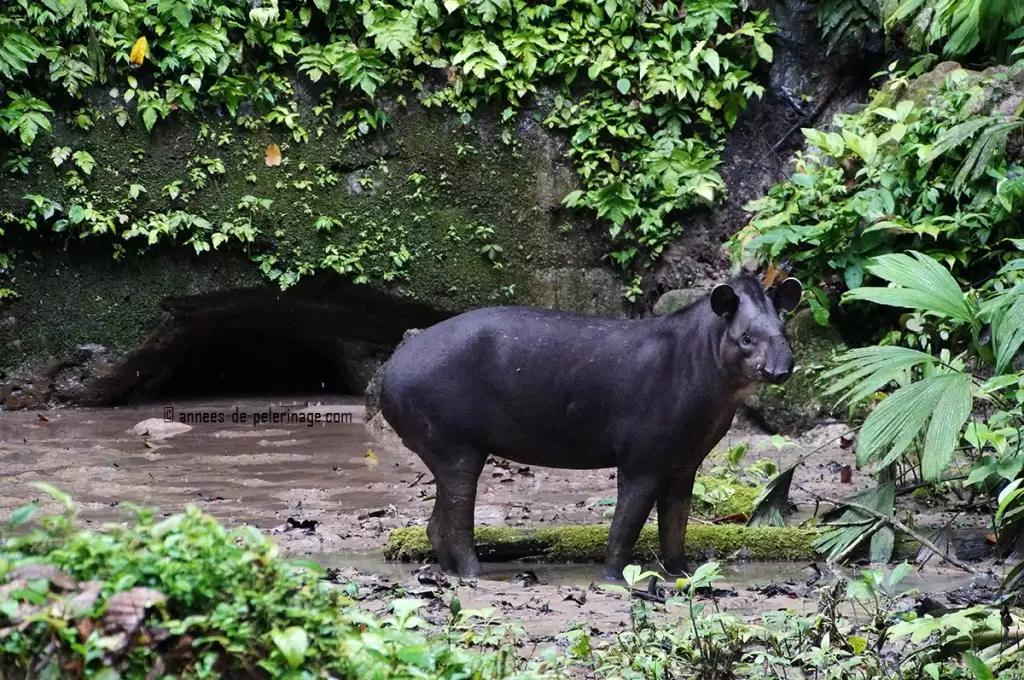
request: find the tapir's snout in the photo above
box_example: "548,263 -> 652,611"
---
761,339 -> 795,384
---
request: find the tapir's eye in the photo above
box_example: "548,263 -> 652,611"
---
741,334 -> 753,346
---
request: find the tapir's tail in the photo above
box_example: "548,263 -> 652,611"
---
363,327 -> 423,423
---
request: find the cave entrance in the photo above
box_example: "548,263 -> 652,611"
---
94,282 -> 449,407
151,326 -> 352,400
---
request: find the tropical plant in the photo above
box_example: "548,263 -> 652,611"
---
809,250 -> 1024,566
730,64 -> 1024,325
883,0 -> 1024,62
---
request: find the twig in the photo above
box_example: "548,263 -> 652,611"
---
773,84 -> 841,152
833,518 -> 885,565
819,495 -> 981,574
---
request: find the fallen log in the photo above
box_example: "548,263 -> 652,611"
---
383,524 -> 822,564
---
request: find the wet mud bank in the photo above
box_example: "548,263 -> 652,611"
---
0,397 -> 1004,638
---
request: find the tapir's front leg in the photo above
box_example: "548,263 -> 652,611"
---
656,466 -> 698,576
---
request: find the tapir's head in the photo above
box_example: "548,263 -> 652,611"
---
709,276 -> 803,385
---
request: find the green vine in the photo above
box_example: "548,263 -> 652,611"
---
0,0 -> 773,299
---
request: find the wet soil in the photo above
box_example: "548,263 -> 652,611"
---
0,396 -> 1004,640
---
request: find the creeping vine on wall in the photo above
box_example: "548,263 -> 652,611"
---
0,0 -> 774,300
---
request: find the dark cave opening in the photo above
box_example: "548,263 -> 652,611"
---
150,327 -> 353,400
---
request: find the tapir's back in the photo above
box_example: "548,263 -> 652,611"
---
378,304 -> 702,468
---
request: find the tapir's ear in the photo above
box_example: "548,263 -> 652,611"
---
710,283 -> 739,317
773,277 -> 803,313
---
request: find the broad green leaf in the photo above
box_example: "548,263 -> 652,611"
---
270,627 -> 308,669
857,373 -> 971,477
821,345 -> 938,407
964,652 -> 994,680
993,293 -> 1024,374
921,373 -> 972,480
753,35 -> 773,62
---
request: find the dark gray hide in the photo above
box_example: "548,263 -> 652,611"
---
378,275 -> 802,580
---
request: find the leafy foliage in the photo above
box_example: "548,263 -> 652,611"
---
0,486 -> 552,679
810,249 -> 1024,568
0,0 -> 775,299
4,487 -> 1024,677
730,65 -> 1024,325
884,0 -> 1024,62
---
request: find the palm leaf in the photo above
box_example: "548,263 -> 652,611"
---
821,345 -> 938,407
814,482 -> 896,562
842,251 -> 975,324
857,373 -> 972,476
922,117 -> 996,164
993,292 -> 1024,374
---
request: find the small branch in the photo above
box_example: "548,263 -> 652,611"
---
833,518 -> 885,565
772,84 -> 841,153
820,496 -> 981,574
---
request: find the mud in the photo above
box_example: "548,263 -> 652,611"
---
0,396 -> 1004,640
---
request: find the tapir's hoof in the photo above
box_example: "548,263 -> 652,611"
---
601,566 -> 627,583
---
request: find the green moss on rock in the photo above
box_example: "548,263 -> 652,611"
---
692,476 -> 764,518
383,524 -> 821,564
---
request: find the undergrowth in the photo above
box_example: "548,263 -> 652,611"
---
3,485 -> 1024,679
729,62 -> 1024,326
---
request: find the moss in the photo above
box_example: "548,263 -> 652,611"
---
0,246 -> 261,372
383,524 -> 822,564
692,476 -> 764,518
0,85 -> 613,375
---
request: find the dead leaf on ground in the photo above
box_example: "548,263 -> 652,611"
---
265,143 -> 282,166
101,587 -> 167,633
130,36 -> 148,65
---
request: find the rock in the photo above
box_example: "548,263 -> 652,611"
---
130,418 -> 192,440
652,289 -> 706,317
51,345 -> 115,404
743,308 -> 848,435
525,267 -> 627,318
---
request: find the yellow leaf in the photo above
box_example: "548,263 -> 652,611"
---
763,262 -> 780,289
365,449 -> 378,461
265,143 -> 282,167
130,36 -> 148,65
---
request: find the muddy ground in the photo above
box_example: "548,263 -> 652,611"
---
0,396 -> 1006,642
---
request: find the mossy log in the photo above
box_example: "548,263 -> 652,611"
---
383,524 -> 822,564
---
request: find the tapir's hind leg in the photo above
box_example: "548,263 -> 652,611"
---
603,471 -> 662,581
402,438 -> 457,574
431,450 -> 487,578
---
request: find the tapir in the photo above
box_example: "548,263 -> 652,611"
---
378,275 -> 802,580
